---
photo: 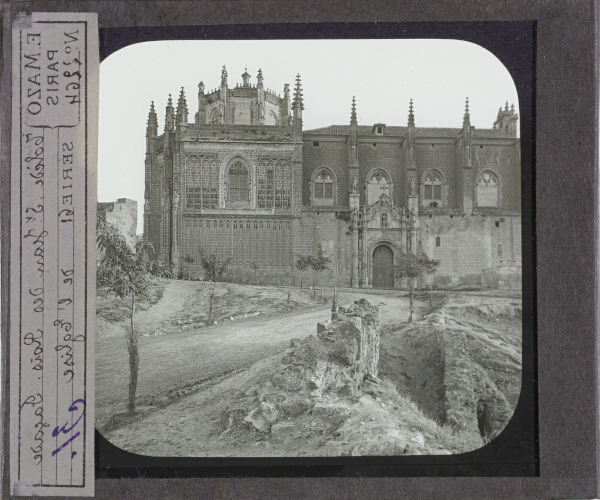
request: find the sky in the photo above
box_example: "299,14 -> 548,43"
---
98,39 -> 519,234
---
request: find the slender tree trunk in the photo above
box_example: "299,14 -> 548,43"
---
408,282 -> 414,323
313,272 -> 316,297
321,271 -> 324,299
208,281 -> 216,324
287,272 -> 291,303
128,293 -> 139,412
332,284 -> 337,312
430,277 -> 433,307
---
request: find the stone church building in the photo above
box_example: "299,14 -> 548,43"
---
143,66 -> 521,289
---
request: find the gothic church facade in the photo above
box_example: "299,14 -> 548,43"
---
144,66 -> 521,289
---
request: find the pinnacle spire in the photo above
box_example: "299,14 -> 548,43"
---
463,97 -> 470,125
350,96 -> 357,125
177,87 -> 187,106
292,73 -> 304,111
257,68 -> 263,86
408,98 -> 415,128
164,94 -> 175,132
176,87 -> 188,123
146,101 -> 158,135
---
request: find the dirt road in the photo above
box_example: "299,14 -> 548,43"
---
96,302 -> 335,424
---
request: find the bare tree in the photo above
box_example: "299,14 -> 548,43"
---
393,252 -> 423,324
295,255 -> 311,289
250,261 -> 260,285
421,253 -> 441,307
310,245 -> 331,299
198,249 -> 231,325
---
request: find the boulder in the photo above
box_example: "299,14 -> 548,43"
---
258,401 -> 279,423
244,408 -> 270,432
270,421 -> 296,444
310,403 -> 350,432
279,398 -> 313,418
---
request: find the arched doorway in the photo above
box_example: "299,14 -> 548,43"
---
372,245 -> 394,289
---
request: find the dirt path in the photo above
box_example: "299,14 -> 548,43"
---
134,280 -> 198,334
96,288 -> 421,428
96,303 -> 331,425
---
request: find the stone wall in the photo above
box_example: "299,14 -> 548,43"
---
482,265 -> 522,290
292,211 -> 354,288
472,144 -> 520,210
302,138 -> 348,206
416,142 -> 458,208
419,214 -> 521,287
98,198 -> 138,249
357,139 -> 404,207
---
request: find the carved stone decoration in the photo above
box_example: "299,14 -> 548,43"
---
218,101 -> 225,124
352,177 -> 358,193
173,190 -> 179,209
410,178 -> 417,196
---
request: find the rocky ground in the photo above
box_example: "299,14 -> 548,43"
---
97,280 -> 521,457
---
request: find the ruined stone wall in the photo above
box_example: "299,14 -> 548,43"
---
98,198 -> 138,249
419,213 -> 521,286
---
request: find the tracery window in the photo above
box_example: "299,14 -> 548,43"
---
209,108 -> 221,125
367,170 -> 390,205
476,171 -> 499,207
313,169 -> 334,205
422,170 -> 444,207
228,159 -> 250,203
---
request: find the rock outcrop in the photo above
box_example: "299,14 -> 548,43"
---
236,299 -> 382,436
442,326 -> 516,442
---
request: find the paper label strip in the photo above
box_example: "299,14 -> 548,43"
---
10,12 -> 98,497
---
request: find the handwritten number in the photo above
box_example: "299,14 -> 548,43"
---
61,268 -> 73,285
59,208 -> 73,223
51,399 -> 85,458
63,70 -> 81,79
25,204 -> 43,214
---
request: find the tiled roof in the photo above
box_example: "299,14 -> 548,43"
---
472,129 -> 512,138
304,125 -> 512,139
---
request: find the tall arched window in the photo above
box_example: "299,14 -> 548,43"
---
422,170 -> 444,207
227,158 -> 250,206
476,171 -> 499,207
209,108 -> 221,124
367,169 -> 391,205
313,169 -> 334,205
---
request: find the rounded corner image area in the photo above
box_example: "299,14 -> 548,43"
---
96,37 -> 524,460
